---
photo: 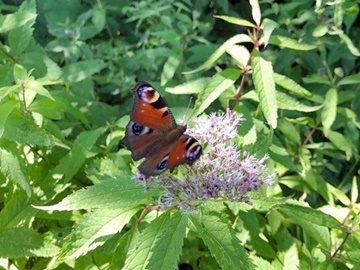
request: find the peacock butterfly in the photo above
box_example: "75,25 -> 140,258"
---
125,81 -> 202,177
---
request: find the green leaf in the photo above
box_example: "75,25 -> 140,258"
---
166,78 -> 208,95
61,207 -> 139,259
26,79 -> 55,100
190,212 -> 250,270
0,100 -> 19,137
261,18 -> 278,46
9,25 -> 33,55
161,54 -> 181,86
274,204 -> 342,229
268,35 -> 317,50
123,212 -> 188,270
62,60 -> 106,83
274,73 -> 312,97
252,51 -> 277,128
321,88 -> 337,137
13,64 -> 28,81
249,0 -> 261,26
337,74 -> 360,86
0,228 -> 59,258
36,177 -> 160,211
28,97 -> 66,120
277,92 -> 322,112
338,31 -> 360,56
184,34 -> 252,74
214,15 -> 256,28
351,177 -> 358,205
0,146 -> 31,197
226,45 -> 250,68
327,130 -> 352,157
194,68 -> 241,115
0,1 -> 37,33
45,128 -> 106,185
3,111 -> 57,146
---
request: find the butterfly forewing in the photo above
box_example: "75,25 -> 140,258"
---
130,82 -> 176,130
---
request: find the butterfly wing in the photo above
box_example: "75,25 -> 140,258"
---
125,82 -> 176,160
138,134 -> 202,178
130,81 -> 176,130
125,81 -> 202,177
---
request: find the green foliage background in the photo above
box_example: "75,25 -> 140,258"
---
0,0 -> 359,269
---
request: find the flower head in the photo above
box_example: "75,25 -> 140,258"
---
135,109 -> 275,212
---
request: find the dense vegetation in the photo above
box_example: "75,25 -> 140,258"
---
0,0 -> 359,269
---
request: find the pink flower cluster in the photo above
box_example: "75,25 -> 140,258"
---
135,109 -> 274,212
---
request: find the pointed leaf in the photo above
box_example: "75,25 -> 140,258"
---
184,34 -> 252,74
166,78 -> 208,95
190,212 -> 250,270
252,51 -> 277,128
261,18 -> 277,47
0,228 -> 59,258
249,0 -> 261,26
214,15 -> 256,28
36,177 -> 160,211
321,88 -> 337,137
123,212 -> 188,270
274,73 -> 312,97
277,92 -> 322,112
0,100 -> 19,137
161,54 -> 181,86
269,35 -> 317,50
194,68 -> 240,115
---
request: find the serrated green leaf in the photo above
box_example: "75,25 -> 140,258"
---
0,228 -> 59,258
62,60 -> 106,83
252,52 -> 277,128
321,88 -> 337,137
123,212 -> 188,270
3,111 -> 57,146
277,92 -> 322,112
214,15 -> 256,27
166,78 -> 208,95
190,212 -> 250,270
44,127 -> 106,186
184,34 -> 252,74
274,204 -> 342,229
194,68 -> 240,115
0,146 -> 31,197
61,207 -> 139,259
9,25 -> 33,55
161,54 -> 181,86
36,177 -> 159,211
274,73 -> 312,97
249,0 -> 261,26
269,35 -> 317,50
0,191 -> 31,229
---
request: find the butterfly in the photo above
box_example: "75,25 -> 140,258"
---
125,81 -> 202,178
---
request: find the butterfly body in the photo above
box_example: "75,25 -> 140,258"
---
125,82 -> 202,177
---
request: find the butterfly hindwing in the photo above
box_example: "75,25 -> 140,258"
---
138,134 -> 202,177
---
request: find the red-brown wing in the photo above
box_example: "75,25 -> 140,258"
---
125,120 -> 163,160
130,81 -> 176,130
138,134 -> 202,178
